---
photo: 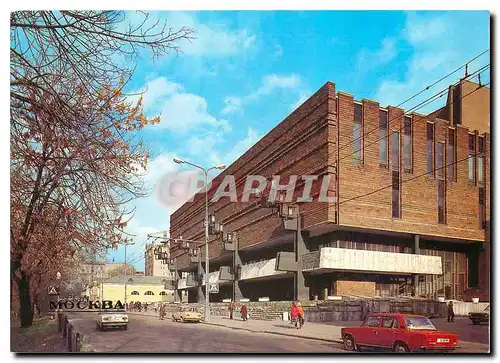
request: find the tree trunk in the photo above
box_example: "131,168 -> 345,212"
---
17,271 -> 33,327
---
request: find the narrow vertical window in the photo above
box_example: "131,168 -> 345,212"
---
353,103 -> 363,161
479,187 -> 486,229
379,110 -> 388,167
437,142 -> 446,224
453,84 -> 461,125
436,142 -> 445,180
403,116 -> 412,172
468,134 -> 475,183
478,136 -> 485,184
392,131 -> 400,171
426,123 -> 434,176
438,180 -> 446,224
391,131 -> 400,218
447,128 -> 456,182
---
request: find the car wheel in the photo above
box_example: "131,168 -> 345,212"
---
123,325 -> 128,330
343,334 -> 357,351
393,342 -> 410,353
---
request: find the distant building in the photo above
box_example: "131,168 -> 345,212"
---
99,275 -> 175,303
145,243 -> 173,278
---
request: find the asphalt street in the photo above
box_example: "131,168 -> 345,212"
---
68,313 -> 346,353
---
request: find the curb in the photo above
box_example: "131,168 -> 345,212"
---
203,321 -> 343,344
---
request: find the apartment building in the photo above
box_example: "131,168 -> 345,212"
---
169,79 -> 490,303
145,243 -> 173,278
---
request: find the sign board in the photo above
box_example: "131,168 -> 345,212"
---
48,286 -> 58,295
208,283 -> 219,294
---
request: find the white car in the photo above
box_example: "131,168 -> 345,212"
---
96,310 -> 128,331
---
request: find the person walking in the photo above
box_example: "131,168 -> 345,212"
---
447,301 -> 455,322
290,301 -> 299,328
297,302 -> 305,329
240,303 -> 248,321
229,301 -> 236,320
159,303 -> 166,320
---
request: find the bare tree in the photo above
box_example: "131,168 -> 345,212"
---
10,11 -> 194,327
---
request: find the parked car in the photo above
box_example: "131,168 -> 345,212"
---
172,308 -> 203,323
96,310 -> 129,331
341,313 -> 460,353
469,305 -> 489,325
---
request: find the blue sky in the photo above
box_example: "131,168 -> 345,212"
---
106,10 -> 490,270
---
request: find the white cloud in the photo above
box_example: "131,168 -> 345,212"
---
210,127 -> 262,166
374,12 -> 489,112
134,76 -> 232,134
290,91 -> 312,112
164,12 -> 256,57
222,73 -> 303,114
356,37 -> 397,72
221,96 -> 243,115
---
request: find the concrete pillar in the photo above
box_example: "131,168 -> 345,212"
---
174,269 -> 181,302
413,235 -> 420,297
295,215 -> 310,301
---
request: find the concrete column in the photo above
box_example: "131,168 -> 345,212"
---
413,235 -> 420,297
174,269 -> 181,302
233,236 -> 244,302
295,214 -> 310,301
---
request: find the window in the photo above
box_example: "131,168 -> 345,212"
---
468,134 -> 476,183
438,180 -> 446,224
391,131 -> 400,218
379,110 -> 388,166
479,187 -> 486,229
447,128 -> 456,181
453,84 -> 461,125
403,116 -> 412,172
392,171 -> 400,218
353,103 -> 363,161
381,317 -> 395,328
478,136 -> 485,184
436,142 -> 445,180
160,291 -> 167,296
426,123 -> 435,176
131,291 -> 139,295
144,291 -> 154,295
363,316 -> 381,327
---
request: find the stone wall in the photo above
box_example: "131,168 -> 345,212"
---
163,298 -> 447,322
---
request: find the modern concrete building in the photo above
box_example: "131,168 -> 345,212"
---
169,79 -> 490,303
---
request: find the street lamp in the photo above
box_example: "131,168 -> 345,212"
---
173,156 -> 226,322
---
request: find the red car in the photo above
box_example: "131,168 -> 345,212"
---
341,313 -> 460,353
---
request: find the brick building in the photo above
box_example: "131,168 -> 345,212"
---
169,79 -> 490,303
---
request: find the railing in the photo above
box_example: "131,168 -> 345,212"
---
57,313 -> 88,352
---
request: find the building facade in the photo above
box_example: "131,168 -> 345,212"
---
99,275 -> 175,304
145,243 -> 173,278
169,79 -> 490,303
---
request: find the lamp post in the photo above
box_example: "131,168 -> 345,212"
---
123,239 -> 135,305
173,157 -> 226,322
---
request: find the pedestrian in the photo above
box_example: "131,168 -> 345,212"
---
297,302 -> 305,329
229,301 -> 235,320
447,301 -> 455,322
290,301 -> 299,328
159,303 -> 166,320
240,303 -> 248,321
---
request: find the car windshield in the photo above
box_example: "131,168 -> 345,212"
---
404,317 -> 436,330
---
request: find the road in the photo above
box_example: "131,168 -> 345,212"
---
68,313 -> 345,353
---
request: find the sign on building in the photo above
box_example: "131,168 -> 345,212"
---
208,283 -> 219,294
